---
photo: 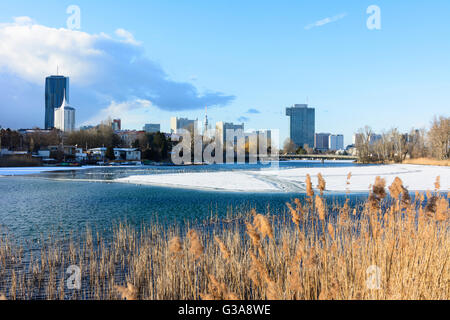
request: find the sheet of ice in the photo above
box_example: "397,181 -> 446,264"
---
0,166 -> 93,176
116,171 -> 279,192
116,164 -> 449,193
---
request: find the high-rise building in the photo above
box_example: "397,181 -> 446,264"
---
286,104 -> 315,148
170,117 -> 197,134
215,121 -> 244,148
329,134 -> 344,151
112,119 -> 122,131
54,93 -> 75,132
143,123 -> 161,133
45,75 -> 69,129
314,133 -> 330,151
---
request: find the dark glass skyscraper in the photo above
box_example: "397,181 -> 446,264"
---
45,76 -> 69,129
286,104 -> 315,148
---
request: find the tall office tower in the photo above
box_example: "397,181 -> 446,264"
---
286,104 -> 315,148
170,117 -> 197,134
143,123 -> 161,133
314,133 -> 331,151
329,134 -> 344,151
45,75 -> 69,129
215,121 -> 245,148
54,93 -> 75,132
112,119 -> 122,131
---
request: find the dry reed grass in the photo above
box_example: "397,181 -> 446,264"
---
0,176 -> 448,300
401,158 -> 450,167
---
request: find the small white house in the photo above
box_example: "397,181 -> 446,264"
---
114,148 -> 141,161
88,147 -> 107,158
37,150 -> 51,158
75,148 -> 88,161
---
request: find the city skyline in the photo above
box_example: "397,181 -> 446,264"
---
1,1 -> 449,146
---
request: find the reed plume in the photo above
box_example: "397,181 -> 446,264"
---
435,198 -> 448,222
253,214 -> 274,240
315,195 -> 326,221
246,222 -> 261,247
306,174 -> 314,199
201,274 -> 238,300
368,176 -> 386,211
286,203 -> 299,227
434,176 -> 441,191
168,236 -> 183,257
187,230 -> 204,260
317,173 -> 326,196
214,236 -> 231,261
115,283 -> 138,300
425,196 -> 438,217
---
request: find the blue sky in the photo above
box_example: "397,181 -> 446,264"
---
0,0 -> 449,145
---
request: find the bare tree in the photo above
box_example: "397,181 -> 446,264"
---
282,138 -> 298,155
355,126 -> 373,163
428,116 -> 450,160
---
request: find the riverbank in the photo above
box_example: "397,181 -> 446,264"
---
401,158 -> 450,166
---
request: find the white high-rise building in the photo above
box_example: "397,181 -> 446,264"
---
329,134 -> 344,151
54,93 -> 75,132
215,121 -> 244,147
170,117 -> 197,134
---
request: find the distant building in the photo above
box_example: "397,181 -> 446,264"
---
286,104 -> 315,148
80,125 -> 95,131
49,145 -> 76,157
170,117 -> 197,134
353,133 -> 382,146
88,147 -> 107,159
314,133 -> 330,151
117,130 -> 146,147
88,147 -> 141,161
143,123 -> 161,133
45,75 -> 69,129
113,148 -> 141,161
329,134 -> 344,151
111,119 -> 121,131
54,93 -> 75,132
75,148 -> 88,162
216,121 -> 244,148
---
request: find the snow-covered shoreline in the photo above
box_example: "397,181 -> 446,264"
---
115,164 -> 449,193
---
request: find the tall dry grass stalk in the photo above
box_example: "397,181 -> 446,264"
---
306,174 -> 314,199
317,173 -> 326,196
0,175 -> 448,300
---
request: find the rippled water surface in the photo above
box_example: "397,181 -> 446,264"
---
0,161 -> 371,241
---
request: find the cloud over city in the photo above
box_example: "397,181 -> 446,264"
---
0,17 -> 235,128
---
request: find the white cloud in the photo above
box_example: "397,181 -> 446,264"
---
83,99 -> 153,128
0,17 -> 234,129
115,28 -> 141,45
304,13 -> 347,30
0,18 -> 105,85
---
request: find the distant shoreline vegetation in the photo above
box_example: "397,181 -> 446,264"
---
1,115 -> 448,167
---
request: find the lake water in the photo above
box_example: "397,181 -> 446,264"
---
0,161 -> 372,242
